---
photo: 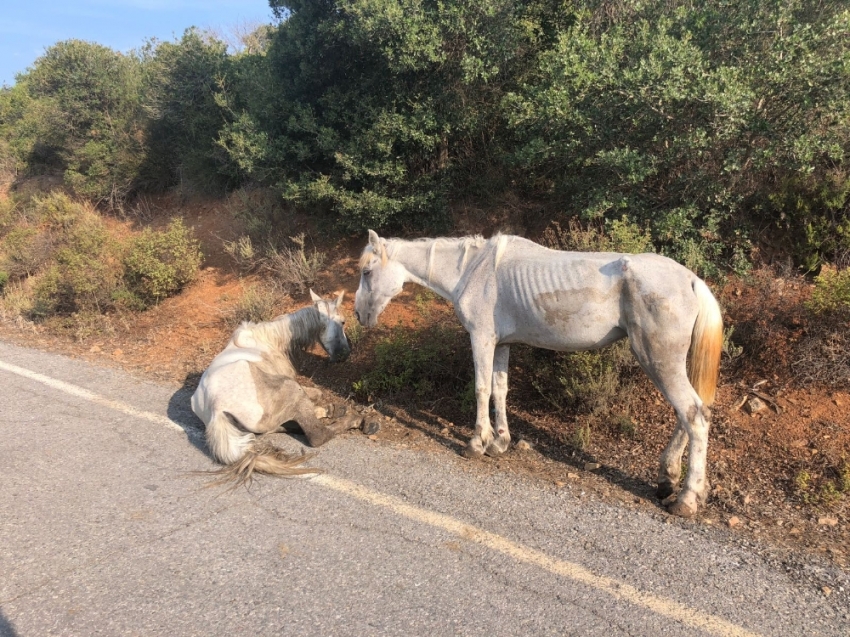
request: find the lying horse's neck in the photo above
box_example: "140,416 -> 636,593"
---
385,236 -> 488,301
253,306 -> 323,358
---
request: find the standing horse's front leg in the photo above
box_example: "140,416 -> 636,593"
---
464,335 -> 497,458
485,344 -> 511,456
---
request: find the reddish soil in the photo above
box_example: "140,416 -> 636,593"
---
0,192 -> 847,571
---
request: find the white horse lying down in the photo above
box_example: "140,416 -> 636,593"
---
192,290 -> 359,484
354,231 -> 723,518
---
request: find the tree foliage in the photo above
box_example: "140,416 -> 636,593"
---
1,1 -> 849,270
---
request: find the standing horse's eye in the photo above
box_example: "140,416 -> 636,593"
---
363,269 -> 371,277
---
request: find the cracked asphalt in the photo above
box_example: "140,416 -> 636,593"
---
0,340 -> 848,637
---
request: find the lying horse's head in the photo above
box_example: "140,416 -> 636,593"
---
310,289 -> 351,362
355,230 -> 406,328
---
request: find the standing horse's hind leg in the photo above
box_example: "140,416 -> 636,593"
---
657,423 -> 688,499
465,335 -> 497,458
651,379 -> 710,517
485,345 -> 511,456
629,336 -> 709,517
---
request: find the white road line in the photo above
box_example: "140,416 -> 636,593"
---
0,359 -> 192,436
1,357 -> 761,637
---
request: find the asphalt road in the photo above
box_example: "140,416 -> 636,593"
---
0,339 -> 848,637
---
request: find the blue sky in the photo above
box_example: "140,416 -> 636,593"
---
1,0 -> 276,87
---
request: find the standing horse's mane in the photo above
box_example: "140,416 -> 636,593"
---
358,234 -> 492,272
233,305 -> 324,359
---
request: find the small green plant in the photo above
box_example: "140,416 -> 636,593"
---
30,215 -> 124,317
346,319 -> 365,346
0,271 -> 8,292
226,282 -> 286,327
807,265 -> 850,316
414,289 -> 437,318
542,216 -> 653,254
1,226 -> 46,279
819,481 -> 842,506
793,465 -> 850,507
572,423 -> 591,451
527,341 -> 636,418
32,192 -> 87,231
612,414 -> 636,438
795,470 -> 812,494
123,219 -> 203,306
223,234 -> 260,273
722,326 -> 744,362
262,233 -> 325,296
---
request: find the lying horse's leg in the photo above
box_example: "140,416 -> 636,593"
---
294,400 -> 362,447
302,386 -> 324,402
263,379 -> 360,447
485,344 -> 511,456
465,334 -> 497,458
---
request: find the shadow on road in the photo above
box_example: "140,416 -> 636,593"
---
0,609 -> 18,637
166,373 -> 210,459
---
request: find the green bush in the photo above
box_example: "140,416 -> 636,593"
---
807,265 -> 850,316
542,216 -> 653,254
353,322 -> 471,402
32,191 -> 88,231
522,341 -> 638,418
31,215 -> 122,316
141,29 -> 236,192
0,226 -> 50,280
123,219 -> 202,305
21,40 -> 146,208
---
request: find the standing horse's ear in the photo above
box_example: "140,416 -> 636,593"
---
309,289 -> 322,303
335,290 -> 345,305
368,229 -> 381,250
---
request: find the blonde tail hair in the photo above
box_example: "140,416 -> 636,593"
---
204,412 -> 319,488
687,278 -> 723,406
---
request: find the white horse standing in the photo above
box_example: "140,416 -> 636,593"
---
354,231 -> 723,517
192,290 -> 359,485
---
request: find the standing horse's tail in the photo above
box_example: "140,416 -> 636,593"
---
204,412 -> 319,488
687,278 -> 723,406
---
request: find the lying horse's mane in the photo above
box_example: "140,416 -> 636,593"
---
233,305 -> 323,359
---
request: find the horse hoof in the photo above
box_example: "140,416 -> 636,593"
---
361,419 -> 381,436
341,414 -> 363,430
485,440 -> 509,456
656,482 -> 676,500
666,499 -> 697,519
462,445 -> 485,459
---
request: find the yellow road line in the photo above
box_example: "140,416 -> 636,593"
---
1,356 -> 760,637
313,474 -> 760,637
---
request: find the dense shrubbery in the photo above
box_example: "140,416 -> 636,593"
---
0,193 -> 203,326
123,219 -> 203,305
0,1 -> 848,272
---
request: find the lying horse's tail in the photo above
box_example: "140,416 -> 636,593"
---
687,278 -> 724,407
205,412 -> 319,488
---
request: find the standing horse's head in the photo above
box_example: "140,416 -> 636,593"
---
354,230 -> 406,328
311,289 -> 351,362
